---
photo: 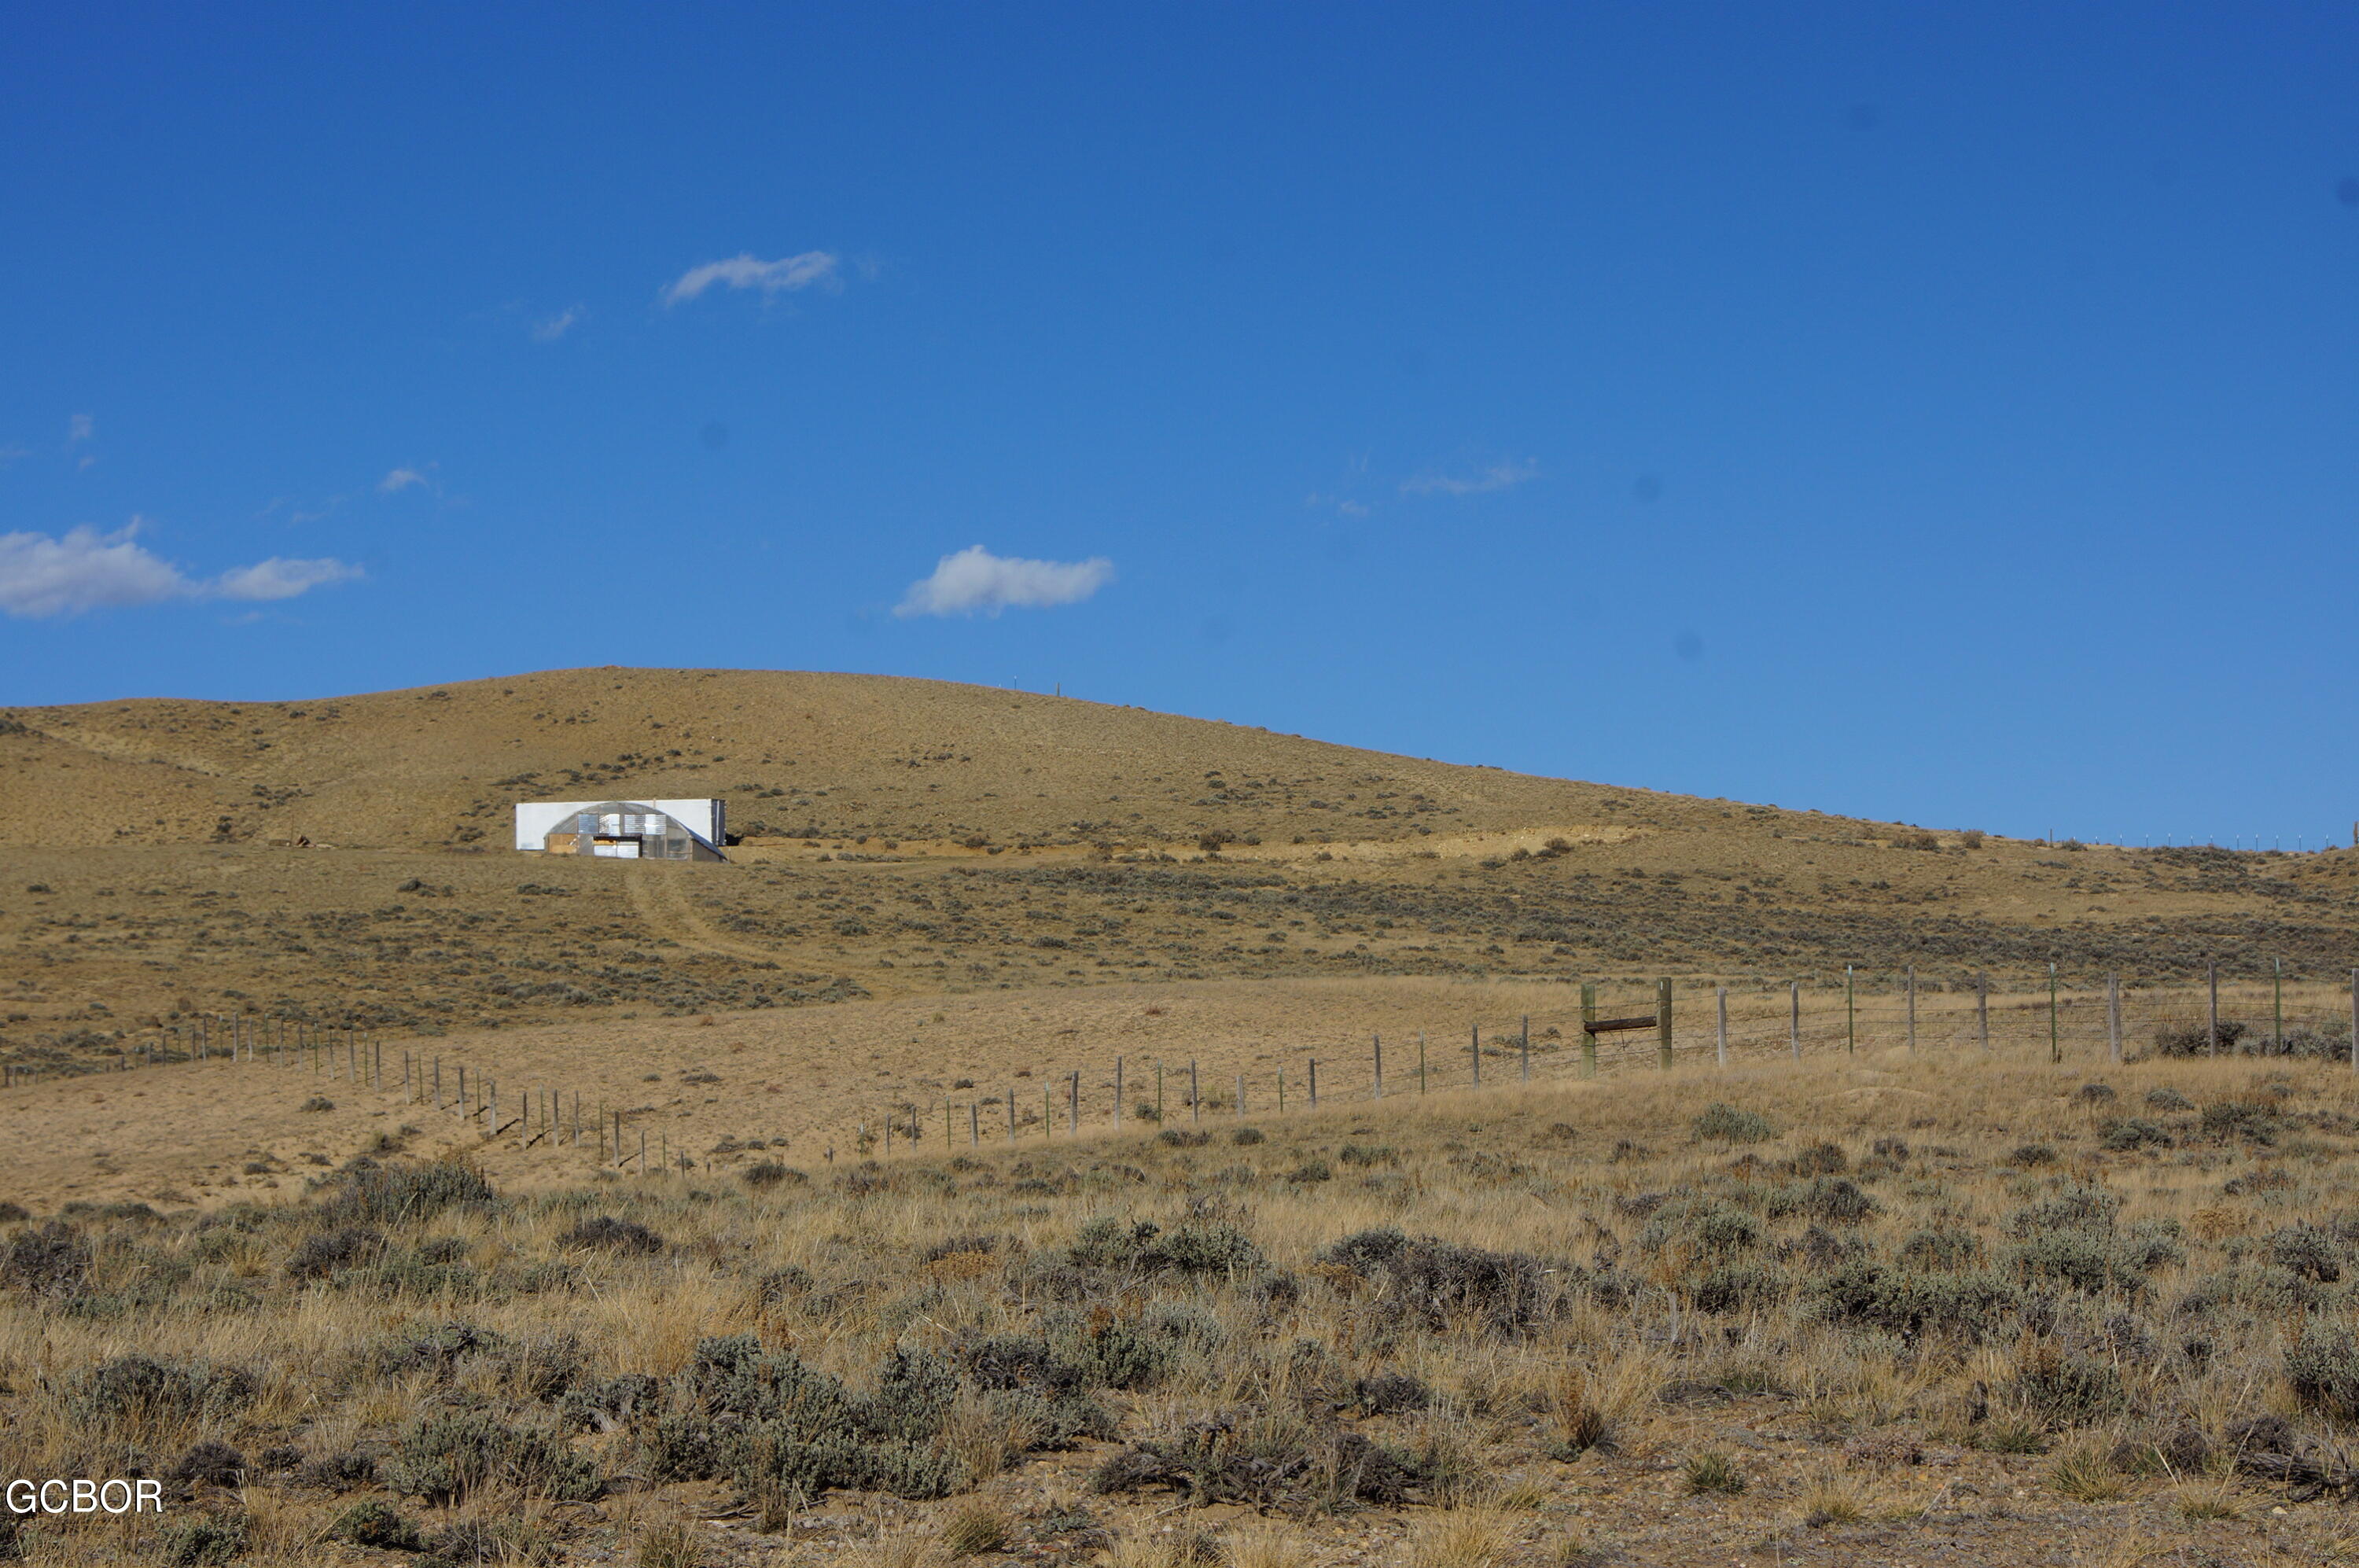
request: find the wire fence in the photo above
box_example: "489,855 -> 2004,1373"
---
12,963 -> 2356,1173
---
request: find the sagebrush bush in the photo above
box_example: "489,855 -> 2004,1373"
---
66,1356 -> 256,1428
2286,1327 -> 2359,1419
313,1158 -> 495,1224
1818,1261 -> 2019,1343
2,1220 -> 91,1299
1691,1102 -> 1777,1143
2268,1224 -> 2344,1283
560,1215 -> 665,1253
382,1408 -> 602,1504
332,1499 -> 422,1551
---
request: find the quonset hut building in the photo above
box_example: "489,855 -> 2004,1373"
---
513,799 -> 727,862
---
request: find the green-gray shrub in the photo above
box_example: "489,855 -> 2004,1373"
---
1692,1103 -> 1777,1144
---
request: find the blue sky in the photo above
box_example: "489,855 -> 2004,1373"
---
3,4 -> 2355,848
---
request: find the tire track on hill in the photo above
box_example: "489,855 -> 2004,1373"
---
626,867 -> 797,966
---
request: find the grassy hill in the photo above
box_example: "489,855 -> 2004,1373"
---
4,668 -> 2355,1073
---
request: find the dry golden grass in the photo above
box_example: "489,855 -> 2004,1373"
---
8,666 -> 2356,1093
0,1048 -> 2350,1562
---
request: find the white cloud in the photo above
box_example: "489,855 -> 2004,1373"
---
1400,458 -> 1538,497
0,524 -> 184,617
378,467 -> 429,495
67,414 -> 93,444
895,545 -> 1114,619
664,251 -> 840,306
0,442 -> 29,468
531,307 -> 582,342
213,557 -> 363,602
0,521 -> 359,619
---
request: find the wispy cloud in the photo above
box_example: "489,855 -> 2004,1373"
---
1304,493 -> 1371,518
0,443 -> 29,469
664,251 -> 840,306
67,414 -> 93,445
213,556 -> 363,602
378,467 -> 430,495
0,521 -> 359,619
531,307 -> 583,342
895,545 -> 1114,619
1400,458 -> 1538,497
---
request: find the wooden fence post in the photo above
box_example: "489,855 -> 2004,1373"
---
1235,1073 -> 1245,1117
1976,973 -> 1990,1051
2048,962 -> 2060,1064
1190,1059 -> 1200,1123
1906,966 -> 1917,1052
1790,981 -> 1801,1061
1113,1058 -> 1124,1128
1373,1034 -> 1384,1099
1716,986 -> 1728,1068
2107,975 -> 2122,1063
1657,978 -> 1673,1069
2207,963 -> 2219,1057
970,1102 -> 980,1146
1470,1021 -> 1481,1086
1581,984 -> 1598,1077
1418,1032 -> 1427,1093
2274,958 -> 2284,1053
1308,1058 -> 1319,1109
1845,966 -> 1856,1055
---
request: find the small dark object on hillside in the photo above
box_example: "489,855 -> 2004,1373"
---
332,1500 -> 421,1551
1786,1142 -> 1847,1176
286,1225 -> 385,1279
158,1513 -> 248,1567
1871,1136 -> 1910,1160
560,1216 -> 664,1254
2075,1084 -> 2117,1104
300,1095 -> 335,1112
2098,1117 -> 2173,1151
1231,1127 -> 1264,1146
2201,1101 -> 2277,1145
1352,1371 -> 1433,1415
2,1220 -> 90,1299
2007,1143 -> 2057,1169
2154,1021 -> 2248,1057
742,1161 -> 803,1191
2269,1224 -> 2345,1283
169,1440 -> 247,1488
1157,1128 -> 1210,1149
300,1449 -> 378,1491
